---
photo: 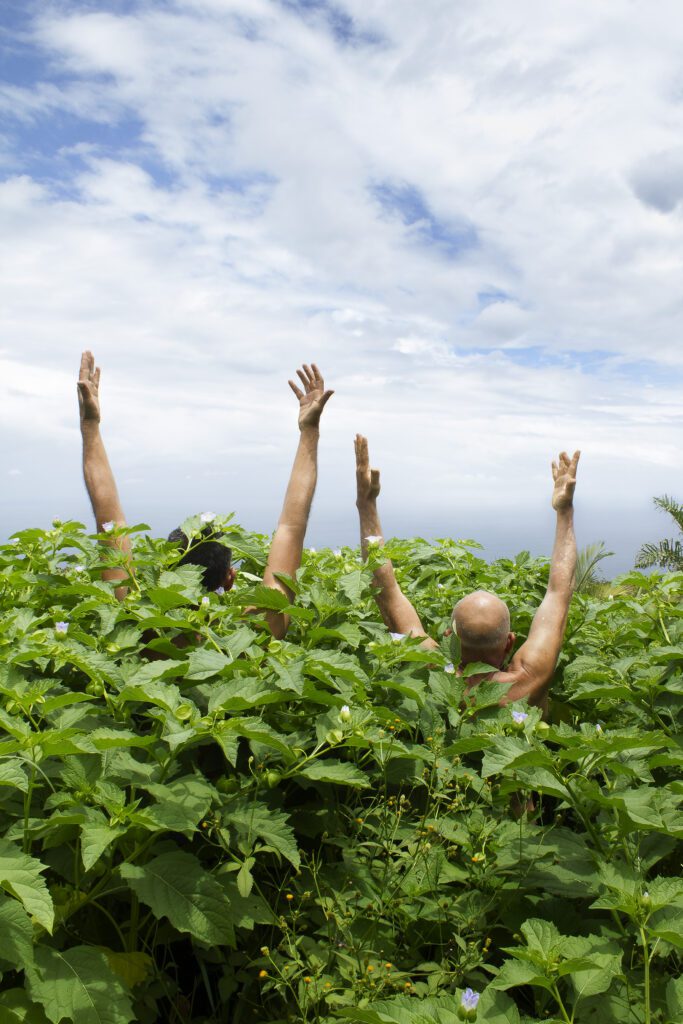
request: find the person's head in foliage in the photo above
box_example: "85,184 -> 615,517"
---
167,526 -> 236,592
452,590 -> 515,669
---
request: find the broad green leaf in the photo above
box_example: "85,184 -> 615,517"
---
80,812 -> 126,872
0,989 -> 50,1023
0,893 -> 35,969
26,945 -> 135,1024
222,797 -> 300,868
297,760 -> 371,788
102,951 -> 153,989
490,958 -> 553,991
120,851 -> 234,946
0,839 -> 54,932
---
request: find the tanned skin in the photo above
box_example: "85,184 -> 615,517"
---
77,352 -> 332,636
262,363 -> 333,638
78,351 -> 131,600
355,434 -> 580,712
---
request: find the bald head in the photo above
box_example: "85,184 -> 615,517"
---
452,590 -> 511,663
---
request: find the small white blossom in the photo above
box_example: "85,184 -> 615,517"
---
74,564 -> 85,573
596,723 -> 603,733
437,583 -> 444,589
201,596 -> 210,606
445,663 -> 456,674
200,512 -> 216,523
365,535 -> 383,545
215,586 -> 225,596
512,710 -> 529,724
55,621 -> 69,634
308,547 -> 316,554
101,521 -> 115,533
339,705 -> 351,722
389,632 -> 406,642
333,548 -> 342,557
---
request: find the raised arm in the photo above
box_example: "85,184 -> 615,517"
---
355,435 -> 437,646
77,351 -> 131,597
262,364 -> 333,639
505,450 -> 580,702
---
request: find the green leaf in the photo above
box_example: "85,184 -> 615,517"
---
221,798 -> 300,868
490,958 -> 553,991
0,839 -> 54,932
120,851 -> 234,946
101,951 -> 153,990
0,989 -> 50,1023
26,945 -> 135,1024
80,812 -> 126,872
297,760 -> 371,788
0,893 -> 35,969
139,775 -> 214,836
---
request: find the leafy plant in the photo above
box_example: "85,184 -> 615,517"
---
636,495 -> 683,571
0,519 -> 679,1023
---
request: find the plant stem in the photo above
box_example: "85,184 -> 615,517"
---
639,926 -> 651,1024
550,982 -> 572,1024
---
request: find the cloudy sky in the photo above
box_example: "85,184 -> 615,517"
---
1,0 -> 682,572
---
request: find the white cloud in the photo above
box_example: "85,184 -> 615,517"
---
0,0 -> 682,570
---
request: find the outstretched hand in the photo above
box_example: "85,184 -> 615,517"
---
288,363 -> 334,430
355,434 -> 381,506
551,450 -> 580,511
77,351 -> 101,426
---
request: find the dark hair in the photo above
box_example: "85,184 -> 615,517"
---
167,526 -> 232,591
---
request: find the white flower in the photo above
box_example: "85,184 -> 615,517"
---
201,596 -> 210,606
333,548 -> 342,557
437,583 -> 444,589
512,710 -> 528,724
308,547 -> 316,554
101,521 -> 115,533
215,586 -> 225,596
55,621 -> 68,634
596,723 -> 603,733
389,632 -> 406,642
339,705 -> 351,722
74,564 -> 85,573
445,663 -> 455,674
365,535 -> 383,545
200,512 -> 216,523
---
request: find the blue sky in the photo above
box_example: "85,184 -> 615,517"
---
1,0 -> 683,573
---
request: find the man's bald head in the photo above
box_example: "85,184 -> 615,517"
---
452,590 -> 511,664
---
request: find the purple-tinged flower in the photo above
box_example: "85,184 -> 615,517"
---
445,662 -> 455,674
308,547 -> 316,554
101,521 -> 115,533
214,586 -> 225,596
55,621 -> 69,634
201,596 -> 210,606
461,988 -> 479,1011
596,723 -> 603,733
389,632 -> 406,642
74,564 -> 85,573
200,512 -> 216,523
333,548 -> 342,557
512,710 -> 528,724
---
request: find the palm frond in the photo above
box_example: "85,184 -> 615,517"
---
653,494 -> 683,532
635,539 -> 683,571
574,541 -> 614,594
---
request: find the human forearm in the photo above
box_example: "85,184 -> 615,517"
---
81,422 -> 126,528
548,507 -> 576,595
276,425 -> 319,532
357,498 -> 405,629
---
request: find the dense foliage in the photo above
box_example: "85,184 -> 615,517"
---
0,517 -> 680,1024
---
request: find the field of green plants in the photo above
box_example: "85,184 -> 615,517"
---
0,516 -> 680,1024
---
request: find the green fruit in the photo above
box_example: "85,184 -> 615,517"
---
216,777 -> 239,794
266,770 -> 281,788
